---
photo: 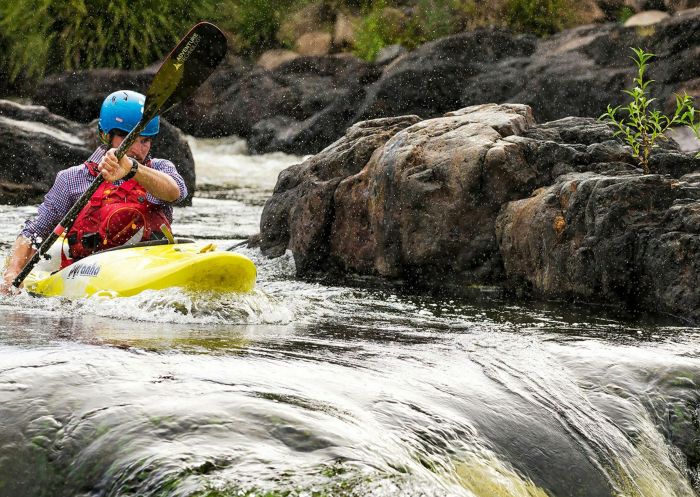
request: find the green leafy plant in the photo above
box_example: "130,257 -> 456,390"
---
0,0 -> 212,85
504,0 -> 577,36
600,48 -> 700,174
352,0 -> 463,61
217,0 -> 303,55
617,6 -> 635,24
352,0 -> 392,61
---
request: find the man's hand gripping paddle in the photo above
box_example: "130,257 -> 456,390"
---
12,22 -> 227,288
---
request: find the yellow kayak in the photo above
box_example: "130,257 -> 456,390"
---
24,240 -> 256,298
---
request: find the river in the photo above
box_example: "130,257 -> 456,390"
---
1,136 -> 699,497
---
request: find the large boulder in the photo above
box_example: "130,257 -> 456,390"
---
260,115 -> 422,261
215,55 -> 381,154
260,101 -> 700,320
0,100 -> 90,204
261,104 -> 562,284
160,59 -> 252,137
496,167 -> 700,320
33,68 -> 156,123
0,100 -> 195,206
355,29 -> 538,121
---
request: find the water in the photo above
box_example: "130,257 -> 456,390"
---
1,136 -> 700,497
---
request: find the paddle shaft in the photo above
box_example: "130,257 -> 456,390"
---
12,121 -> 147,288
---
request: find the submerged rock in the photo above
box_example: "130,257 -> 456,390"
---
260,102 -> 700,321
0,100 -> 196,205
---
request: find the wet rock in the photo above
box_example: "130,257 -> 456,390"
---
495,166 -> 700,320
0,100 -> 90,204
162,59 -> 252,137
358,11 -> 700,126
624,9 -> 672,25
33,68 -> 156,123
226,55 -> 381,154
506,10 -> 700,121
262,104 -> 553,284
356,29 -> 538,121
260,115 -> 421,261
262,102 -> 700,321
32,60 -> 251,138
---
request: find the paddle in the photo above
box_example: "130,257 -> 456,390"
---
13,21 -> 227,288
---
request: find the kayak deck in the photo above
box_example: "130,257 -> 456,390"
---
24,242 -> 257,298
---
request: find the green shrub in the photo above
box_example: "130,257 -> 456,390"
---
600,48 -> 700,174
216,0 -> 301,55
0,0 -> 211,85
406,0 -> 463,46
352,0 -> 464,61
504,0 -> 576,36
352,1 -> 390,61
617,6 -> 636,24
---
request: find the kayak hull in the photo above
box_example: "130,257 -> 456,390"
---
24,242 -> 256,298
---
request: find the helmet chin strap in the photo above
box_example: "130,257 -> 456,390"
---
98,128 -> 111,146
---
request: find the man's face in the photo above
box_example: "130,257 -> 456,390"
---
111,134 -> 153,163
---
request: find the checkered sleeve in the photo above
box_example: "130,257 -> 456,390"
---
20,169 -> 76,246
146,159 -> 188,205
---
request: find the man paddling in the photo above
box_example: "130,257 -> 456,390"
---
1,90 -> 187,293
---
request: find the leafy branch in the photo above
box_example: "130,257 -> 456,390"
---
600,47 -> 700,174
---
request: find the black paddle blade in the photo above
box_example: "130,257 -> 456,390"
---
143,22 -> 227,119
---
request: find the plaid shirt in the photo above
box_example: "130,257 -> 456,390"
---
21,146 -> 187,244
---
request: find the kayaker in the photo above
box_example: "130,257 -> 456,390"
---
1,90 -> 187,294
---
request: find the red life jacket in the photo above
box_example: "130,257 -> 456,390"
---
61,160 -> 171,268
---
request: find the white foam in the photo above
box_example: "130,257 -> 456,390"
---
188,135 -> 307,189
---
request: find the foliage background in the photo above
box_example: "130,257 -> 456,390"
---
0,0 -> 598,93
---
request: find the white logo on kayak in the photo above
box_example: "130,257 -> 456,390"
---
174,32 -> 200,70
67,263 -> 101,279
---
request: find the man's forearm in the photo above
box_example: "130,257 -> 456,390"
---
133,161 -> 181,202
2,235 -> 36,286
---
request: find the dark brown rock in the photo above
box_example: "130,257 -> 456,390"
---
261,101 -> 700,322
218,55 -> 381,153
260,115 -> 421,262
496,168 -> 700,319
32,60 -> 251,137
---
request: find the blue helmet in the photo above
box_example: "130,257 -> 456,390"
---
98,90 -> 159,137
